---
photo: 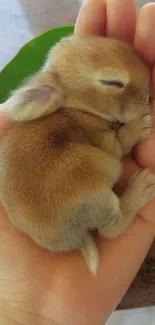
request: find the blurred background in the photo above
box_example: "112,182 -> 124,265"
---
0,0 -> 150,70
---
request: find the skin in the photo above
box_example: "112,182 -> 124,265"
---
1,1 -> 155,324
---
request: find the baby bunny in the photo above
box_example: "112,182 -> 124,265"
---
0,35 -> 155,275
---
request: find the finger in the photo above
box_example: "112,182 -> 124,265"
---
106,0 -> 136,44
74,0 -> 106,36
135,4 -> 155,169
114,154 -> 139,196
135,66 -> 155,169
135,4 -> 155,65
140,197 -> 155,225
135,133 -> 155,172
0,113 -> 12,139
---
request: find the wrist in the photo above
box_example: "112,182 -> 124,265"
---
0,312 -> 16,325
0,302 -> 57,325
0,302 -> 23,325
0,300 -> 53,325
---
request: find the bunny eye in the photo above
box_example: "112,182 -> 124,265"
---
100,79 -> 124,88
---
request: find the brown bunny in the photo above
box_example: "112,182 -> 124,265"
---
0,35 -> 155,275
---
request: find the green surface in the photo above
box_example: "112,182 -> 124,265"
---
0,25 -> 74,103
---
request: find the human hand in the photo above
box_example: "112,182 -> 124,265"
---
1,1 -> 155,325
76,0 -> 155,225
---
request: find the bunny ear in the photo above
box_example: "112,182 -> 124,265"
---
0,72 -> 65,122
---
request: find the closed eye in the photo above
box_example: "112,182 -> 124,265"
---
100,80 -> 124,88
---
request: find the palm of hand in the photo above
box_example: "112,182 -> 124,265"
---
1,2 -> 155,325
